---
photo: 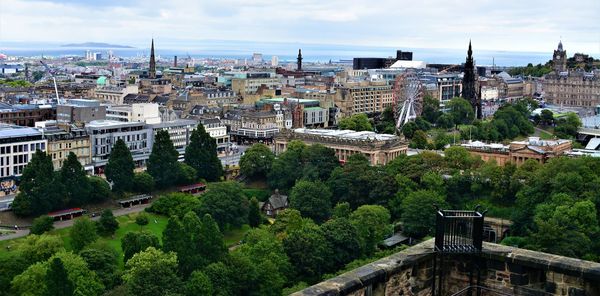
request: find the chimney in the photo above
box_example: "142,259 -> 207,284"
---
174,56 -> 178,67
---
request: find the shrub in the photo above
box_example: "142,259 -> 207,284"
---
30,216 -> 54,235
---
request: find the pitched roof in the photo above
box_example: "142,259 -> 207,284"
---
268,190 -> 288,210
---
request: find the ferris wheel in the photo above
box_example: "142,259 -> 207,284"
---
393,72 -> 424,131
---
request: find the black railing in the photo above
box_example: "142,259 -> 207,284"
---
434,207 -> 485,254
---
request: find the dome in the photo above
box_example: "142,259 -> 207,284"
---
96,76 -> 107,86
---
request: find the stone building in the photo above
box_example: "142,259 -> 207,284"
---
461,137 -> 572,166
334,81 -> 393,116
274,128 -> 407,166
543,41 -> 600,107
37,123 -> 92,170
0,104 -> 56,127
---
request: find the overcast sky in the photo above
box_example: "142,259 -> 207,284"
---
1,0 -> 599,53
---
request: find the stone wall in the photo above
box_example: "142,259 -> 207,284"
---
291,240 -> 600,296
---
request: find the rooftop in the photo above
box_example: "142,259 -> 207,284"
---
292,128 -> 397,141
0,124 -> 41,139
86,120 -> 145,128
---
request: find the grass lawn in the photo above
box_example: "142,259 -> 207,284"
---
538,129 -> 554,140
0,212 -> 251,264
223,224 -> 251,247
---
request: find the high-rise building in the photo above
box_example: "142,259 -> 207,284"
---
462,41 -> 481,119
252,53 -> 263,65
149,39 -> 156,79
271,55 -> 279,67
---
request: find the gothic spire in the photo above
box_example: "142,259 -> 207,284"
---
149,38 -> 156,79
297,49 -> 303,71
462,40 -> 481,119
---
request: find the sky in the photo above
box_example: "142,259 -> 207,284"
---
1,0 -> 599,54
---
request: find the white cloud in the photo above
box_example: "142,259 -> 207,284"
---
0,0 -> 599,54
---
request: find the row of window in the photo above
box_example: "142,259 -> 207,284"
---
0,142 -> 45,154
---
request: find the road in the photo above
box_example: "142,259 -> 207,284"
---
0,203 -> 152,241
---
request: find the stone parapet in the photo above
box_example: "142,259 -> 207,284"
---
291,240 -> 600,296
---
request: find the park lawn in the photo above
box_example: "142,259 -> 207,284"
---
539,129 -> 554,140
224,224 -> 251,247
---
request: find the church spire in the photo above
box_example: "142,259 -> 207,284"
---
297,49 -> 303,71
149,38 -> 156,79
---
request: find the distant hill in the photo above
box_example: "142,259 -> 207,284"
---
61,42 -> 134,48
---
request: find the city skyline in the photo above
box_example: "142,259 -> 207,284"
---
1,0 -> 599,54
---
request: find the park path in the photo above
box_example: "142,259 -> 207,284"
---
0,203 -> 152,241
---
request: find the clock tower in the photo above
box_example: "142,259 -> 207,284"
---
553,41 -> 567,73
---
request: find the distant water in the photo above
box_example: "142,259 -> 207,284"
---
0,41 -> 557,67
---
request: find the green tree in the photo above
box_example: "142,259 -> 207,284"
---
122,247 -> 182,296
147,130 -> 180,188
432,130 -> 450,150
12,150 -> 57,216
70,218 -> 98,252
105,139 -> 135,193
30,216 -> 54,235
302,144 -> 339,181
409,130 -> 428,149
0,255 -> 28,293
540,109 -> 554,126
239,143 -> 274,179
401,190 -> 448,238
133,172 -> 155,193
198,214 -> 227,266
447,97 -> 475,126
19,234 -> 65,265
185,271 -> 213,296
236,228 -> 292,285
97,209 -> 119,236
402,121 -> 419,138
197,182 -> 249,229
554,112 -> 582,139
422,94 -> 441,123
349,205 -> 392,255
44,257 -> 74,296
321,218 -> 362,270
88,176 -> 111,202
135,213 -> 149,228
184,125 -> 223,181
289,180 -> 332,223
177,162 -> 197,185
248,197 -> 261,227
11,251 -> 104,296
79,245 -> 120,289
147,192 -> 200,218
162,216 -> 185,256
268,140 -> 306,191
338,113 -> 373,131
445,146 -> 475,170
283,223 -> 332,282
332,202 -> 351,219
59,152 -> 91,205
203,262 -> 234,296
121,231 -> 160,263
436,113 -> 455,129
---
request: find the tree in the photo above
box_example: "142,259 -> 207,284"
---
122,247 -> 182,296
444,146 -> 475,170
177,162 -> 197,185
88,176 -> 111,202
198,214 -> 227,266
197,182 -> 249,229
184,125 -> 223,182
302,144 -> 339,181
239,143 -> 274,179
121,231 -> 161,263
0,255 -> 28,293
248,197 -> 261,227
447,97 -> 475,126
97,209 -> 119,236
135,213 -> 149,228
436,113 -> 455,129
147,192 -> 200,218
235,228 -> 292,286
338,114 -> 373,131
19,234 -> 65,265
422,94 -> 441,123
59,152 -> 91,205
283,223 -> 332,282
349,205 -> 392,255
44,257 -> 74,296
289,180 -> 332,223
105,139 -> 135,193
540,109 -> 554,126
133,172 -> 155,193
185,271 -> 213,296
11,150 -> 57,216
30,216 -> 54,235
162,216 -> 185,255
79,245 -> 120,289
332,202 -> 351,219
321,218 -> 362,270
11,251 -> 104,296
554,112 -> 582,139
268,140 -> 306,191
70,218 -> 98,252
203,262 -> 235,296
432,130 -> 450,150
402,121 -> 419,138
401,190 -> 448,238
409,130 -> 428,149
147,130 -> 180,188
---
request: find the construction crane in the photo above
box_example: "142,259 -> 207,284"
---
40,60 -> 61,104
439,64 -> 460,74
